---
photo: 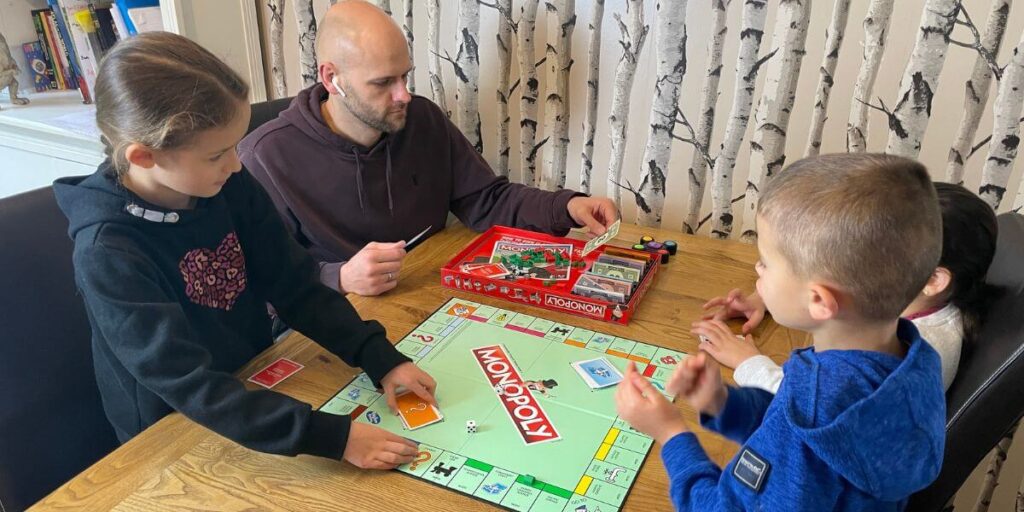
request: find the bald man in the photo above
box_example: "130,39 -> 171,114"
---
240,0 -> 618,296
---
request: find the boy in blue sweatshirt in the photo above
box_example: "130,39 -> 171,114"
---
615,153 -> 947,510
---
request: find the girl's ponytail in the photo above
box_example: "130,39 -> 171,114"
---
94,32 -> 249,178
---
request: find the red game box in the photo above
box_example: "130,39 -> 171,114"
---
440,226 -> 659,324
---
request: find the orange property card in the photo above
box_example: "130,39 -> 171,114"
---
395,391 -> 444,430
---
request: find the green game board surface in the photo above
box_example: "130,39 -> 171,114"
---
319,298 -> 686,512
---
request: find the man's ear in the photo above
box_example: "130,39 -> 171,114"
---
923,267 -> 953,297
808,282 -> 840,321
125,143 -> 156,169
320,62 -> 346,97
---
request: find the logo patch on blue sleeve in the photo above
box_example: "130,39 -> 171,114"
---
733,447 -> 770,493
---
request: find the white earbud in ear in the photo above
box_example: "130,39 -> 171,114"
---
331,76 -> 347,97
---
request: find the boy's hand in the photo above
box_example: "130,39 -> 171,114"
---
666,353 -> 728,417
701,289 -> 766,334
614,362 -> 688,445
692,319 -> 761,369
343,422 -> 419,469
380,362 -> 437,414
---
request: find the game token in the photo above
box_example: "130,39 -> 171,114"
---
632,243 -> 646,251
522,475 -> 535,485
639,235 -> 654,244
657,248 -> 670,264
645,241 -> 664,252
664,240 -> 678,255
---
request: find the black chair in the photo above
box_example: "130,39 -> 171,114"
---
0,187 -> 120,512
908,213 -> 1024,511
247,96 -> 294,135
0,99 -> 299,511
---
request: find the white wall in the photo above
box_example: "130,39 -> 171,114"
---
170,0 -> 267,102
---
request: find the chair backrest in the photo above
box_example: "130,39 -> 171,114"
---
0,187 -> 120,511
247,96 -> 294,135
909,213 -> 1024,511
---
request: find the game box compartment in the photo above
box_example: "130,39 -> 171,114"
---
440,226 -> 659,324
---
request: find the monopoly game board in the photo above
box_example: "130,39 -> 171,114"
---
319,298 -> 688,512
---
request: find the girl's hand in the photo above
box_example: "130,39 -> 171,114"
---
380,362 -> 437,414
691,319 -> 762,369
343,422 -> 419,469
614,362 -> 688,445
701,289 -> 766,334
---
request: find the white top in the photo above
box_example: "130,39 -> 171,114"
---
733,304 -> 964,394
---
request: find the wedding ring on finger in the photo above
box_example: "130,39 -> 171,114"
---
386,272 -> 394,282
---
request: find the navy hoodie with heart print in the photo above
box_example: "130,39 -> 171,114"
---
53,164 -> 409,459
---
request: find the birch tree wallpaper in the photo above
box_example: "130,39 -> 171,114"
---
258,0 -> 1024,241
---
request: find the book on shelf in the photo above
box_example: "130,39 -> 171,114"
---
92,6 -> 121,51
33,8 -> 71,91
21,42 -> 54,93
108,4 -> 130,40
28,11 -> 59,91
45,0 -> 91,102
20,1 -> 154,102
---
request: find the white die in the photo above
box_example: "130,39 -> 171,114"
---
466,420 -> 477,433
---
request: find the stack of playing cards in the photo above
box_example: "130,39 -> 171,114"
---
247,358 -> 304,389
395,390 -> 444,430
572,246 -> 649,304
461,262 -> 511,279
572,273 -> 632,303
571,358 -> 624,389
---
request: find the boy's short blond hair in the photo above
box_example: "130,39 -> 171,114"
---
757,153 -> 942,321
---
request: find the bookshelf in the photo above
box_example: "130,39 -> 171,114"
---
1,0 -> 267,199
0,0 -> 143,197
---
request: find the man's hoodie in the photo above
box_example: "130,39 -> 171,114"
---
239,84 -> 582,289
54,166 -> 408,458
662,320 -> 946,510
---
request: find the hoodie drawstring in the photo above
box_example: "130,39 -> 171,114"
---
351,141 -> 395,216
385,139 -> 394,217
353,148 -> 365,212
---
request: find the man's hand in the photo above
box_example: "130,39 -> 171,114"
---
339,241 -> 407,296
380,362 -> 438,414
343,422 -> 419,469
567,196 -> 619,236
701,289 -> 766,334
665,353 -> 728,417
614,362 -> 688,445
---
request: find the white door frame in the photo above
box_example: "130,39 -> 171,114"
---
160,0 -> 268,103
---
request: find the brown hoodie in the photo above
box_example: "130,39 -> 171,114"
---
239,84 -> 582,290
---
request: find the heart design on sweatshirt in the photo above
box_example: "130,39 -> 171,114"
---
179,232 -> 247,311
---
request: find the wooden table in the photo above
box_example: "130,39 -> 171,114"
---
32,223 -> 810,511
